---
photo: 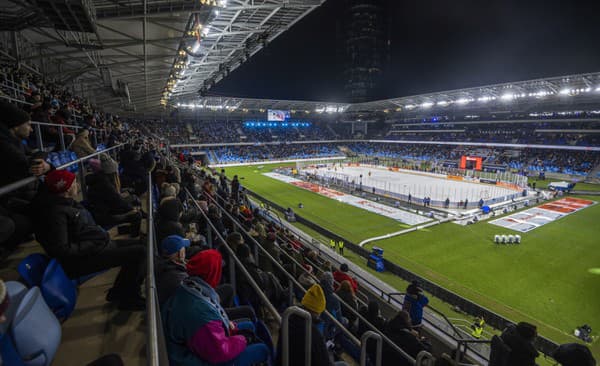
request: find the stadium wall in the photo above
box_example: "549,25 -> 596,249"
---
243,188 -> 561,357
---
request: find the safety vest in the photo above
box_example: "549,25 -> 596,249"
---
471,318 -> 485,339
338,241 -> 344,249
330,239 -> 336,248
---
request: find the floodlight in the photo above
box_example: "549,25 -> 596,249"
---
596,87 -> 600,92
584,87 -> 591,92
478,96 -> 493,102
437,100 -> 449,106
420,102 -> 433,108
500,93 -> 515,101
456,97 -> 473,105
559,88 -> 571,95
405,104 -> 416,110
192,42 -> 200,53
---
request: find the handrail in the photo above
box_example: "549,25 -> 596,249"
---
415,350 -> 435,366
0,142 -> 126,197
184,164 -> 419,365
31,120 -> 105,133
281,306 -> 312,366
184,188 -> 282,324
360,331 -> 382,366
146,172 -> 161,366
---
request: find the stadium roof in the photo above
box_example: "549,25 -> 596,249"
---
0,0 -> 324,112
173,72 -> 600,118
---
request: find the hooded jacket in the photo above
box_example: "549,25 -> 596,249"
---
162,276 -> 246,366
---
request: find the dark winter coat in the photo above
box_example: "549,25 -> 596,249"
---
31,194 -> 110,258
86,173 -> 132,222
0,124 -> 40,201
500,325 -> 539,366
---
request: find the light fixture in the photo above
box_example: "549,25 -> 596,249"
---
559,88 -> 571,95
500,93 -> 515,101
420,101 -> 433,108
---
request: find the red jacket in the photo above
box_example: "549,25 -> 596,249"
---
333,271 -> 358,292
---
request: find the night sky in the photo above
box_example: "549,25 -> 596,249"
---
212,0 -> 600,102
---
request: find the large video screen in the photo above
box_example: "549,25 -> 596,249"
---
267,109 -> 290,121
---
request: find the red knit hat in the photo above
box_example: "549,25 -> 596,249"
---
186,249 -> 222,289
46,170 -> 76,194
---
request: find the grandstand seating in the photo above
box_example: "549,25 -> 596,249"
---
2,64 -> 598,366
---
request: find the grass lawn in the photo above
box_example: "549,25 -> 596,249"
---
224,163 -> 600,357
528,177 -> 600,192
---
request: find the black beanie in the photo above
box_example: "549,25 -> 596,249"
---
0,101 -> 30,128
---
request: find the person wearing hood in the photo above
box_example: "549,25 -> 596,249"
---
500,322 -> 539,366
276,284 -> 348,366
87,154 -> 141,236
162,249 -> 270,366
336,280 -> 359,327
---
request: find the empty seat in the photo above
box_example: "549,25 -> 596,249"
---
41,259 -> 77,321
11,287 -> 61,366
17,253 -> 50,287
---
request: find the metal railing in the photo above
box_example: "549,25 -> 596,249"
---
0,142 -> 126,198
146,173 -> 169,366
184,188 -> 283,324
281,306 -> 312,366
30,120 -> 106,151
182,164 -> 423,366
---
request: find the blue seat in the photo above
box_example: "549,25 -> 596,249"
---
41,259 -> 77,321
0,281 -> 28,366
17,253 -> 50,287
11,287 -> 61,366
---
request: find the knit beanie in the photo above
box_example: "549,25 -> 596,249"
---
186,249 -> 222,289
301,284 -> 326,315
46,170 -> 76,194
0,101 -> 30,128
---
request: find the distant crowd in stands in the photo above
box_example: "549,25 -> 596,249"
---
137,119 -> 339,144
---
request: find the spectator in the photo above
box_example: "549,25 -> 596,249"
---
276,284 -> 348,366
86,155 -> 142,236
156,198 -> 185,244
382,311 -> 431,365
336,280 -> 359,326
319,271 -> 346,339
163,249 -> 270,366
231,175 -> 240,202
31,169 -> 146,310
0,101 -> 52,188
155,235 -> 190,305
402,280 -> 429,328
333,263 -> 358,293
500,322 -> 539,366
358,300 -> 386,337
70,128 -> 96,158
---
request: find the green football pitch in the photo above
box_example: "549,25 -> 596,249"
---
223,163 -> 600,356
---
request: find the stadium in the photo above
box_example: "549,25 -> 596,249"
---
0,1 -> 599,366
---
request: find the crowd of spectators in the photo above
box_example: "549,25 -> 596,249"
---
208,143 -> 343,164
